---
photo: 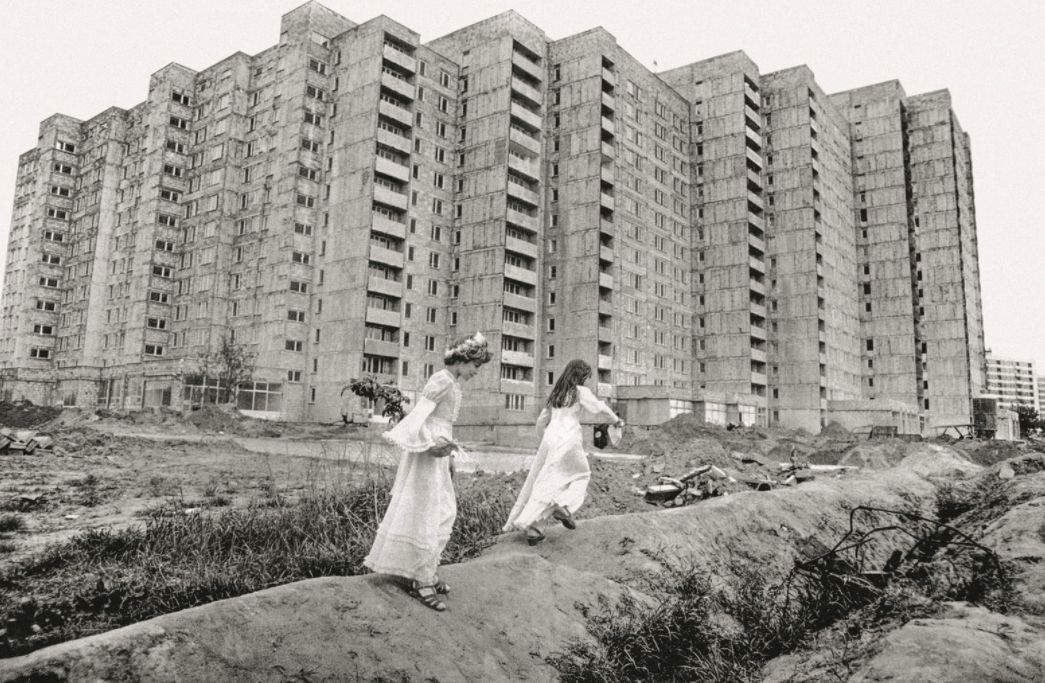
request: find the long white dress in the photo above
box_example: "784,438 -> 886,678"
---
503,385 -> 619,531
364,369 -> 460,584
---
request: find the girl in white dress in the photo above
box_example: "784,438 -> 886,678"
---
503,359 -> 624,545
364,332 -> 491,611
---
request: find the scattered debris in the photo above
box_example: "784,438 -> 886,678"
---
0,429 -> 55,455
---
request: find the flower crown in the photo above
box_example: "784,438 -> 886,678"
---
444,331 -> 487,361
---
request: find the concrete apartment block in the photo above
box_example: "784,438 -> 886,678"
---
0,1 -> 987,437
1038,376 -> 1045,414
985,352 -> 1039,413
759,67 -> 860,432
903,91 -> 985,431
660,51 -> 768,426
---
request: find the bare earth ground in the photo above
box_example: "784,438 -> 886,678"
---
2,401 -> 1030,569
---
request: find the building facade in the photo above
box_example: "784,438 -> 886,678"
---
0,2 -> 986,435
984,352 -> 1039,413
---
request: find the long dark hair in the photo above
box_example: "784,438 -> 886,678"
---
547,359 -> 592,408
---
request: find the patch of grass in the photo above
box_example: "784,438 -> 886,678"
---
0,514 -> 27,534
0,462 -> 516,658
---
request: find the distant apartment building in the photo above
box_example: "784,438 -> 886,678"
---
0,1 -> 985,436
985,352 -> 1039,413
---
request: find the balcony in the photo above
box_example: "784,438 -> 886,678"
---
749,279 -> 766,297
366,306 -> 401,327
747,190 -> 763,211
506,207 -> 539,232
745,147 -> 763,169
600,165 -> 614,184
744,104 -> 760,126
746,127 -> 763,149
364,337 -> 400,357
597,324 -> 613,342
382,44 -> 417,73
600,191 -> 615,211
750,371 -> 768,386
370,245 -> 404,268
744,81 -> 760,106
747,167 -> 761,188
601,140 -> 615,160
367,274 -> 403,298
381,72 -> 415,101
377,128 -> 411,154
372,212 -> 406,239
748,233 -> 766,253
502,349 -> 535,367
599,218 -> 615,237
504,263 -> 538,286
507,179 -> 540,206
809,116 -> 819,134
510,76 -> 542,106
601,91 -> 615,111
509,126 -> 541,156
506,235 -> 539,259
602,67 -> 616,86
749,255 -> 765,272
599,272 -> 614,290
750,301 -> 767,319
597,299 -> 613,317
819,352 -> 828,365
374,185 -> 408,211
599,245 -> 615,263
375,156 -> 410,183
750,322 -> 767,339
503,320 -> 535,340
748,212 -> 765,231
378,99 -> 412,127
510,101 -> 543,131
511,51 -> 542,82
750,347 -> 767,364
503,291 -> 537,313
601,116 -> 615,137
508,152 -> 539,180
598,354 -> 613,371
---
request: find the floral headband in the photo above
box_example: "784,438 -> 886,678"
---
444,331 -> 487,361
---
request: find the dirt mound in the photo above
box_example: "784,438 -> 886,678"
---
183,405 -> 243,432
0,401 -> 63,429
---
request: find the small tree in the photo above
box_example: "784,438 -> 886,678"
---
348,376 -> 410,422
1014,403 -> 1044,436
197,334 -> 257,404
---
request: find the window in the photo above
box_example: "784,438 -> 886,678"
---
292,251 -> 312,265
35,300 -> 57,312
49,185 -> 71,197
304,110 -> 324,126
428,252 -> 440,269
294,222 -> 314,236
504,394 -> 526,411
33,324 -> 54,335
144,344 -> 165,356
288,370 -> 302,382
46,208 -> 68,220
159,189 -> 181,202
52,163 -> 73,174
146,317 -> 167,330
308,58 -> 328,75
288,309 -> 306,322
41,253 -> 61,265
426,307 -> 437,323
29,348 -> 51,359
155,239 -> 174,252
152,265 -> 173,278
285,340 -> 304,352
38,276 -> 60,288
290,280 -> 308,293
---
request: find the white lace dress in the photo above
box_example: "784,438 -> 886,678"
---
364,369 -> 461,584
503,385 -> 619,531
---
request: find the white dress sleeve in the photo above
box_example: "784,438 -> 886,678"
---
576,385 -> 619,423
382,372 -> 453,452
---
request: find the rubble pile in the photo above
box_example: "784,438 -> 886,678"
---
0,428 -> 55,455
640,447 -> 854,508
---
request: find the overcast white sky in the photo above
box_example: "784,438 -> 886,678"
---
2,0 -> 1042,370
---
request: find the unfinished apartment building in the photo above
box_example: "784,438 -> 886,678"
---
0,1 -> 985,435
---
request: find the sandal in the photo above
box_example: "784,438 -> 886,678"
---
526,527 -> 546,546
552,506 -> 577,530
409,580 -> 447,611
433,576 -> 450,595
